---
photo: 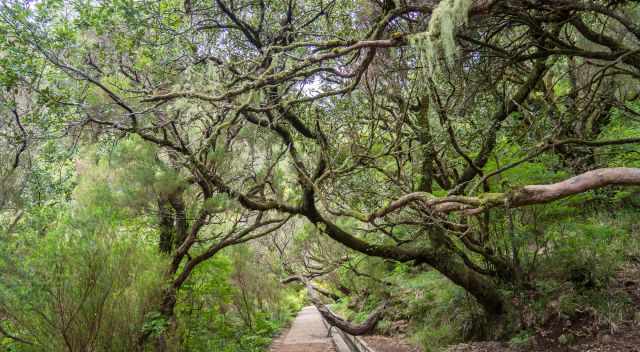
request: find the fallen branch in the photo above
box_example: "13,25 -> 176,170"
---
304,278 -> 386,336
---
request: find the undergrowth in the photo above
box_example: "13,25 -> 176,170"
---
345,206 -> 640,352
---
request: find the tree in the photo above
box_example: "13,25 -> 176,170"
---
2,0 -> 640,341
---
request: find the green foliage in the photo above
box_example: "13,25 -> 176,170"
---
142,311 -> 171,339
509,330 -> 533,349
203,193 -> 233,213
0,209 -> 165,352
0,144 -> 303,352
2,1 -> 640,351
404,272 -> 482,351
175,245 -> 303,352
545,221 -> 625,288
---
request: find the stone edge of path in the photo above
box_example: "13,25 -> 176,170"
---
319,310 -> 377,352
331,329 -> 350,352
331,327 -> 377,352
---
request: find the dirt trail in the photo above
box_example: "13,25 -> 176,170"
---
270,306 -> 336,352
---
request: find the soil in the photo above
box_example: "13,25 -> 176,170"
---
445,325 -> 640,352
447,261 -> 640,352
361,335 -> 421,352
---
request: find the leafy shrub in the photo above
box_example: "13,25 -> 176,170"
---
405,271 -> 482,351
508,330 -> 532,349
175,245 -> 303,352
0,214 -> 164,352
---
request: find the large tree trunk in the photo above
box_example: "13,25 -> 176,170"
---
305,201 -> 510,327
136,285 -> 178,352
157,198 -> 175,254
424,247 -> 507,318
144,186 -> 194,351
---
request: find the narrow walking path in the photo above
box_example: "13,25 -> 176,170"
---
270,306 -> 336,352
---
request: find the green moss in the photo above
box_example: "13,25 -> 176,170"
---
478,192 -> 506,206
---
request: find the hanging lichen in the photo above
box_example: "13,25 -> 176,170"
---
410,0 -> 472,76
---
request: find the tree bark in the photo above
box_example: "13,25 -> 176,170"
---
303,198 -> 508,317
156,198 -> 175,254
372,168 -> 640,216
305,279 -> 386,336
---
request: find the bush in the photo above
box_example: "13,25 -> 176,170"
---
405,271 -> 483,352
0,215 -> 164,352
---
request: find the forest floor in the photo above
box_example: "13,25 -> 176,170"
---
361,335 -> 421,352
448,262 -> 640,352
274,261 -> 640,352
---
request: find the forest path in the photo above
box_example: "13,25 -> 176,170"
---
270,306 -> 336,352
